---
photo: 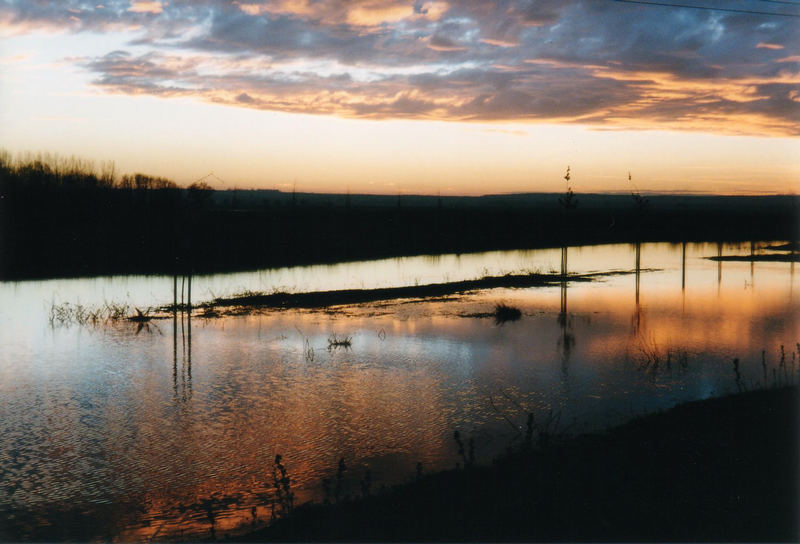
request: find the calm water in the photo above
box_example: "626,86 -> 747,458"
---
0,242 -> 797,540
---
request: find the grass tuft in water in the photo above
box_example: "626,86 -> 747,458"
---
327,333 -> 352,350
493,303 -> 522,324
49,301 -> 140,326
635,336 -> 689,375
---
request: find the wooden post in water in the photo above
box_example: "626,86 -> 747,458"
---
717,242 -> 722,288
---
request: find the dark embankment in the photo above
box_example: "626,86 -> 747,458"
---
244,387 -> 799,542
2,156 -> 798,280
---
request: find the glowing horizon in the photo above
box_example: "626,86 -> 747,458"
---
1,1 -> 798,195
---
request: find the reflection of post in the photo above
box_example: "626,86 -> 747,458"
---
559,244 -> 568,339
560,244 -> 568,325
172,274 -> 178,395
186,309 -> 192,389
635,242 -> 641,306
717,242 -> 722,288
172,309 -> 178,396
557,311 -> 574,367
557,245 -> 573,365
178,308 -> 193,402
681,242 -> 686,291
180,311 -> 186,400
750,241 -> 755,284
175,271 -> 193,400
680,242 -> 686,313
559,244 -> 568,326
632,242 -> 641,335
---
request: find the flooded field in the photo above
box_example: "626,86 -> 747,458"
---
0,241 -> 797,541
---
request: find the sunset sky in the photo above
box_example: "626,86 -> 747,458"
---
1,0 -> 798,194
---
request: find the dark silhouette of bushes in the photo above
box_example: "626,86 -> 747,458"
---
118,173 -> 178,190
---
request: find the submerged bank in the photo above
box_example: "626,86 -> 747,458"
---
46,270 -> 637,324
243,386 -> 799,542
186,270 -> 636,315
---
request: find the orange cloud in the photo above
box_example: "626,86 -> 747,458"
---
481,38 -> 519,48
233,1 -> 447,26
427,43 -> 467,52
581,68 -> 800,136
234,3 -> 264,16
87,48 -> 800,137
756,42 -> 784,50
232,0 -> 316,16
346,4 -> 416,26
523,58 -> 606,70
127,1 -> 163,14
345,1 -> 448,26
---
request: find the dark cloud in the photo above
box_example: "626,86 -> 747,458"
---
235,92 -> 255,104
3,0 -> 798,134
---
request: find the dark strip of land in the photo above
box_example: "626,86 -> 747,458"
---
241,386 -> 799,542
2,160 -> 798,280
191,271 -> 632,313
763,243 -> 799,252
708,253 -> 800,262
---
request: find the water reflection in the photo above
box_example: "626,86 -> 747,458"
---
0,241 -> 797,541
170,274 -> 194,403
557,245 -> 575,366
682,241 -> 687,292
632,242 -> 642,336
173,311 -> 193,403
